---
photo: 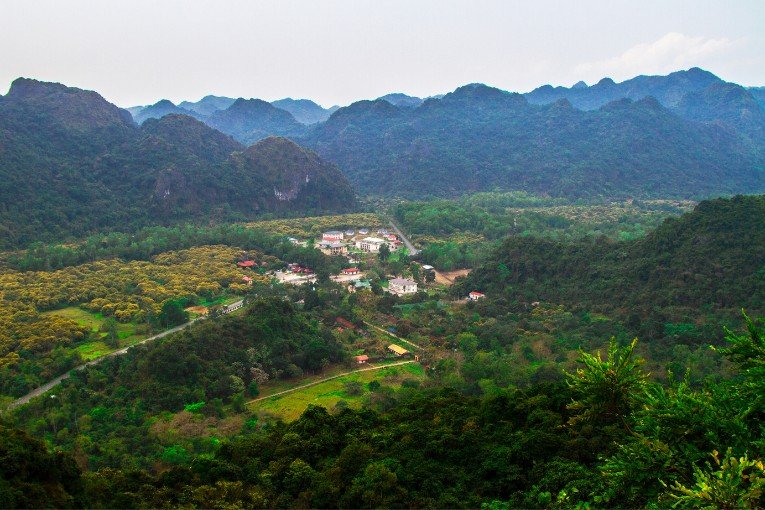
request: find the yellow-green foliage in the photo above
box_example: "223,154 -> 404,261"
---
251,363 -> 424,421
245,213 -> 383,238
0,245 -> 268,368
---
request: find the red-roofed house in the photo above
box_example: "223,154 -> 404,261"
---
335,317 -> 356,330
468,291 -> 485,301
354,354 -> 369,364
237,260 -> 257,268
242,276 -> 254,285
342,267 -> 360,275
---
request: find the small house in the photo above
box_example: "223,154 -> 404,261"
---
342,267 -> 360,275
356,237 -> 387,253
318,241 -> 348,256
468,291 -> 485,301
237,260 -> 257,269
322,231 -> 344,242
348,280 -> 372,293
335,317 -> 356,330
242,276 -> 254,285
387,344 -> 409,357
344,229 -> 355,237
388,278 -> 418,295
354,354 -> 369,364
358,228 -> 370,235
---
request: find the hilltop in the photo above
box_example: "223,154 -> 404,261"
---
0,79 -> 357,248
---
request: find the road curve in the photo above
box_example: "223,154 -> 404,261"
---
7,300 -> 244,410
247,360 -> 416,404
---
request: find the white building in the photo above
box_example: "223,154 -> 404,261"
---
318,241 -> 348,256
388,278 -> 418,295
356,237 -> 387,253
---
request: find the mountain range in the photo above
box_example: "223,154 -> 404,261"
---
2,68 -> 765,246
302,78 -> 765,198
122,68 -> 765,199
0,79 -> 356,248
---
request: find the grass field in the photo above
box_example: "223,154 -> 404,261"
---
43,306 -> 145,360
250,363 -> 425,421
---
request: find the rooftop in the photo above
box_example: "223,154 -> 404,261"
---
388,344 -> 409,355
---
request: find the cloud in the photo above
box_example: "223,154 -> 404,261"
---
575,32 -> 737,81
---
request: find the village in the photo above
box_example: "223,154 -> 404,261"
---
238,227 -> 433,294
227,225 -> 485,365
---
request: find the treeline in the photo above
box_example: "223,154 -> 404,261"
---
6,223 -> 350,279
5,315 -> 765,508
394,193 -> 690,270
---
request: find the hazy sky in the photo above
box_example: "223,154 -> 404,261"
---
2,0 -> 763,107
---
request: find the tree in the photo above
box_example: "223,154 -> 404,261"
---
102,318 -> 119,348
158,299 -> 189,328
378,243 -> 390,262
566,338 -> 648,431
410,263 -> 421,282
666,449 -> 765,509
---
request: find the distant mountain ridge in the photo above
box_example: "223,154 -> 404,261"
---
206,98 -> 306,145
271,98 -> 338,124
0,78 -> 357,248
179,95 -> 236,116
525,67 -> 723,109
302,79 -> 765,198
525,67 -> 765,137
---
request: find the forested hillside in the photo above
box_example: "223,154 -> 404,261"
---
303,82 -> 765,198
5,314 -> 765,508
0,78 -> 357,248
458,195 -> 765,324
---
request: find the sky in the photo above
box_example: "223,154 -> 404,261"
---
1,0 -> 763,108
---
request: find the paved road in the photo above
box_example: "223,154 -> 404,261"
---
7,300 -> 244,410
388,219 -> 420,255
247,360 -> 416,404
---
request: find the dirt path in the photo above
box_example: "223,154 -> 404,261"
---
434,268 -> 471,286
247,360 -> 416,404
363,321 -> 424,351
6,300 -> 244,411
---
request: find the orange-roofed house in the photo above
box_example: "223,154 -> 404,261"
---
354,354 -> 369,364
468,291 -> 486,301
237,260 -> 257,268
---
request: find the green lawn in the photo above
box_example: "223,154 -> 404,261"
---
250,363 -> 424,421
43,306 -> 145,360
199,294 -> 242,307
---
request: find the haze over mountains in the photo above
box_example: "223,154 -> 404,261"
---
2,67 -> 765,246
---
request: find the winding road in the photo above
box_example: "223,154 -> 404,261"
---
6,300 -> 244,411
